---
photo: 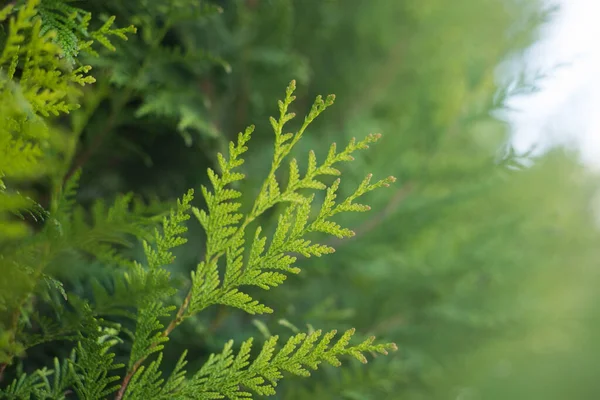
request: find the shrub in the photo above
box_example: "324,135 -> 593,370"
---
0,1 -> 396,398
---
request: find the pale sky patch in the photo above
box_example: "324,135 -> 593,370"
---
508,0 -> 600,169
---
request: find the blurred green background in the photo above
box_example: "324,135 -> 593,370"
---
7,0 -> 600,398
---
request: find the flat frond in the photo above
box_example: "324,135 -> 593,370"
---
186,82 -> 396,318
71,319 -> 125,399
186,328 -> 397,398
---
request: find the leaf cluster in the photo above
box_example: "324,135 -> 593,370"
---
0,2 -> 397,398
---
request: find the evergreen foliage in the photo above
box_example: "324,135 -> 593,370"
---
0,1 -> 397,398
2,0 -> 600,399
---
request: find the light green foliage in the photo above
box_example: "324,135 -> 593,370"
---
0,0 -> 93,115
4,0 -> 595,399
0,0 -> 91,359
126,328 -> 395,399
127,190 -> 192,369
0,0 -> 135,241
185,81 -> 394,318
114,82 -> 396,398
0,0 -> 142,371
207,1 -> 595,399
0,2 -> 397,397
0,0 -> 78,239
143,189 -> 193,271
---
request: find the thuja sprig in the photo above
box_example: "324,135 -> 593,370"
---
116,81 -> 396,398
123,328 -> 397,399
184,80 -> 396,317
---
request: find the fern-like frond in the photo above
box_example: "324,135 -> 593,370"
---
186,81 -> 395,317
71,320 -> 124,399
123,351 -> 189,400
37,0 -> 136,62
0,173 -> 163,368
143,189 -> 194,270
90,264 -> 173,319
0,368 -> 50,399
38,0 -> 91,63
20,295 -> 95,351
195,125 -> 253,259
122,328 -> 396,400
128,301 -> 175,370
36,355 -> 77,399
118,190 -> 194,392
41,171 -> 160,269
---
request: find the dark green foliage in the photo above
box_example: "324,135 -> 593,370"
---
37,0 -> 136,64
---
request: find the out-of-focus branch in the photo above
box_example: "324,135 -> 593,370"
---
328,181 -> 414,248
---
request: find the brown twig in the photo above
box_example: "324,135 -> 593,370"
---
117,296 -> 193,399
0,363 -> 7,382
115,212 -> 261,398
114,276 -> 194,400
